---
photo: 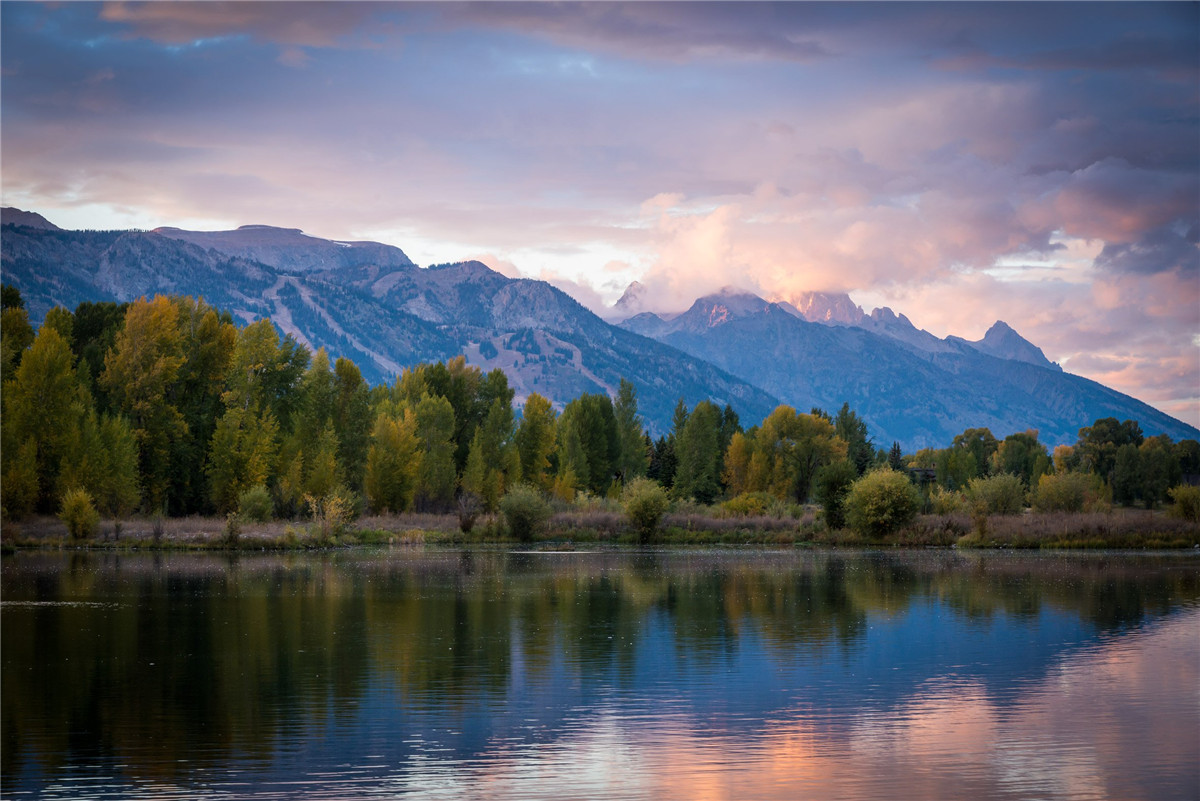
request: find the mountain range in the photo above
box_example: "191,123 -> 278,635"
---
3,208 -> 1195,449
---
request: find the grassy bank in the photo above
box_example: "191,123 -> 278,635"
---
3,506 -> 1197,552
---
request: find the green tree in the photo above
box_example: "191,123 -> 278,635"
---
558,393 -> 618,494
207,402 -> 280,514
170,297 -> 237,513
1139,435 -> 1178,509
991,430 -> 1051,487
952,428 -> 999,478
1111,443 -> 1141,506
57,409 -> 141,518
814,459 -> 857,529
333,357 -> 372,492
834,403 -> 873,475
1,306 -> 35,378
364,409 -> 421,514
965,473 -> 1025,515
304,423 -> 341,501
613,379 -> 649,483
516,393 -> 557,491
70,301 -> 129,406
844,468 -> 922,539
413,394 -> 457,511
1076,417 -> 1143,481
463,399 -> 520,511
758,405 -> 847,502
673,400 -> 723,504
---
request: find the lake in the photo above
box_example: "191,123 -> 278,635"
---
2,548 -> 1197,800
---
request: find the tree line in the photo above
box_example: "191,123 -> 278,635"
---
2,287 -> 1197,525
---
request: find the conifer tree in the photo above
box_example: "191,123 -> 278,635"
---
614,379 -> 648,483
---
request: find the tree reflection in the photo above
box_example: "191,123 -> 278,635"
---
2,549 -> 1197,787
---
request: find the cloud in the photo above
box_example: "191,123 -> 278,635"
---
3,2 -> 1196,424
98,1 -> 395,49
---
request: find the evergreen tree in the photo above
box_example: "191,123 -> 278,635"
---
647,435 -> 677,490
334,357 -> 372,492
834,402 -> 873,475
674,400 -> 723,504
613,379 -> 649,483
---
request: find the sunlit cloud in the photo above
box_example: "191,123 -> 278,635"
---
2,1 -> 1196,424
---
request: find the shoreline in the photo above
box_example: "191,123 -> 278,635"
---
4,508 -> 1197,553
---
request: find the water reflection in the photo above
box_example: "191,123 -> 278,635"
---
3,549 -> 1197,800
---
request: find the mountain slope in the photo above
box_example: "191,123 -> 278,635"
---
621,289 -> 1197,448
1,213 -> 778,433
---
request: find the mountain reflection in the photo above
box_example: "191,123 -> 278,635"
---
3,549 -> 1197,798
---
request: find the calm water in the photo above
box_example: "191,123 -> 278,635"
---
2,548 -> 1197,800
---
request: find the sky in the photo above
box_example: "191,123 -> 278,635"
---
2,2 -> 1198,426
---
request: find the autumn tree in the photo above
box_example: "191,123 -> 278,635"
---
100,296 -> 188,512
2,326 -> 86,513
365,408 -> 421,513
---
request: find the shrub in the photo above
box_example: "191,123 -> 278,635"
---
720,491 -> 775,517
457,491 -> 482,533
59,487 -> 100,540
222,512 -> 241,547
237,484 -> 274,523
929,485 -> 965,514
305,484 -> 358,543
844,469 -> 921,538
500,484 -> 551,542
965,473 -> 1026,515
1168,484 -> 1200,523
1031,471 -> 1105,513
813,460 -> 857,529
623,477 -> 670,542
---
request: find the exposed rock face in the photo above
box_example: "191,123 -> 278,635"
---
950,320 -> 1062,372
787,290 -> 865,325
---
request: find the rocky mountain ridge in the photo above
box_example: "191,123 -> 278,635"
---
2,208 -> 1193,448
